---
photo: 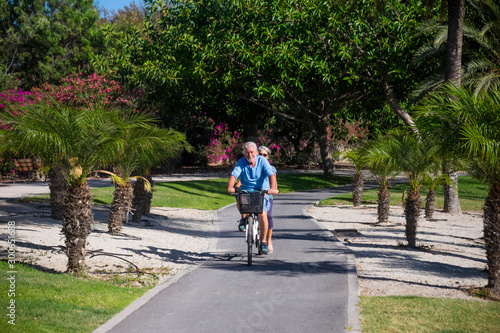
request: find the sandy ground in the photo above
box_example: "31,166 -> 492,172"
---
0,199 -> 488,299
0,200 -> 214,286
308,204 -> 488,300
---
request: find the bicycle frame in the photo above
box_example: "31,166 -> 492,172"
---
244,213 -> 260,266
232,189 -> 266,266
245,214 -> 259,243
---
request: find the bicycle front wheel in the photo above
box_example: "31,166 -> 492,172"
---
247,215 -> 254,266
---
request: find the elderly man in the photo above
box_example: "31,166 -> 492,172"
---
227,141 -> 279,254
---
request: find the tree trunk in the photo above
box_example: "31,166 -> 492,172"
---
440,0 -> 464,215
382,79 -> 418,134
49,167 -> 67,220
425,189 -> 436,219
443,166 -> 462,214
131,175 -> 155,222
352,172 -> 363,207
142,174 -> 154,215
317,123 -> 334,176
445,0 -> 465,84
405,189 -> 421,247
108,182 -> 133,234
377,187 -> 391,224
131,178 -> 145,223
62,182 -> 94,273
483,182 -> 500,298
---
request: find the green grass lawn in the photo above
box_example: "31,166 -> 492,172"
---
359,296 -> 500,333
320,175 -> 488,212
11,173 -> 498,332
0,261 -> 149,333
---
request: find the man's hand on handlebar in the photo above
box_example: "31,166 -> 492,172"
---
268,189 -> 279,196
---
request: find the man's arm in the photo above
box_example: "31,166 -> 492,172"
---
227,175 -> 237,194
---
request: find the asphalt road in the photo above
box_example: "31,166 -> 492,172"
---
97,186 -> 362,333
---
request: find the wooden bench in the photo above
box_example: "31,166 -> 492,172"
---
14,159 -> 36,183
333,162 -> 356,169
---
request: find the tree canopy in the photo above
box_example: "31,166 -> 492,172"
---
0,0 -> 100,90
127,0 -> 434,174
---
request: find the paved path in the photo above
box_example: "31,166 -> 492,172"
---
96,186 -> 367,333
1,169 -> 380,332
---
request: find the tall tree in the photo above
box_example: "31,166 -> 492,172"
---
135,0 -> 432,174
442,0 -> 466,215
0,0 -> 99,89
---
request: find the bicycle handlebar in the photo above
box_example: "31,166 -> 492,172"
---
231,188 -> 268,195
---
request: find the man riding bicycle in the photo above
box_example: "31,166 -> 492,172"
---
227,141 -> 279,254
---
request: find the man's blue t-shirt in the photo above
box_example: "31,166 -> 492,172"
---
231,155 -> 275,191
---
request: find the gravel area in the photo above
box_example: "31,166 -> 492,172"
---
308,204 -> 488,300
0,201 -> 214,285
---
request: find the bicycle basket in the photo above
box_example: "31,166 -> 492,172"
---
238,191 -> 265,214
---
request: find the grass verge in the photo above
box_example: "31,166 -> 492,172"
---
0,261 -> 149,333
359,296 -> 500,333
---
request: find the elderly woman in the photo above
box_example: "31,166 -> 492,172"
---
257,146 -> 277,253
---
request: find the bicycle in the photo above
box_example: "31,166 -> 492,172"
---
232,189 -> 267,266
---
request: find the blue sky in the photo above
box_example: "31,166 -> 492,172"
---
96,0 -> 140,12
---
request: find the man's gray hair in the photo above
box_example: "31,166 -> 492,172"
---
258,146 -> 271,155
242,141 -> 258,154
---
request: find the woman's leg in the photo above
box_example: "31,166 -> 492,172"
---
267,199 -> 274,252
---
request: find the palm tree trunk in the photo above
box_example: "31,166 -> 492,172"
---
131,175 -> 154,222
442,0 -> 464,215
142,174 -> 154,215
131,178 -> 145,223
425,189 -> 436,219
405,189 -> 421,247
62,183 -> 94,273
108,182 -> 133,234
443,168 -> 461,214
49,167 -> 67,220
377,187 -> 391,224
352,172 -> 363,207
445,0 -> 465,84
483,182 -> 500,298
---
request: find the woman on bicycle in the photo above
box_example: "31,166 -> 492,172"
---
227,142 -> 278,254
257,146 -> 276,253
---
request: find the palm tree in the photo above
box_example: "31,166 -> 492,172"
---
411,0 -> 468,214
367,130 -> 438,246
342,147 -> 368,207
100,112 -> 190,234
462,0 -> 500,96
422,171 -> 450,219
363,137 -> 399,224
131,172 -> 154,222
48,166 -> 67,219
415,83 -> 500,297
1,102 -> 128,272
392,131 -> 440,247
